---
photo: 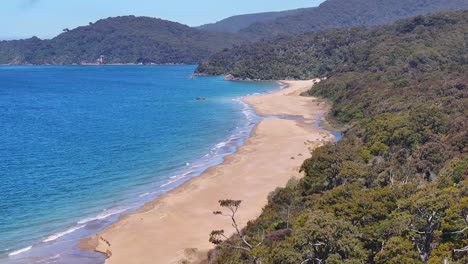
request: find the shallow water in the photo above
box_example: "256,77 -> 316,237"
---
0,65 -> 277,263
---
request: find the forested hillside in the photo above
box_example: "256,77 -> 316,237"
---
197,8 -> 311,33
205,11 -> 468,264
239,0 -> 468,38
0,16 -> 245,65
196,10 -> 468,80
2,0 -> 467,65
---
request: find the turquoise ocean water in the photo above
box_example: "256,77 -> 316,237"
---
0,65 -> 278,263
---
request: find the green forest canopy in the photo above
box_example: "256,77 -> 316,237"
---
196,10 -> 468,80
239,0 -> 468,38
0,16 -> 245,65
1,0 -> 467,65
205,11 -> 467,264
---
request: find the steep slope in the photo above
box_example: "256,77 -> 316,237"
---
197,8 -> 312,33
205,11 -> 468,264
240,0 -> 468,38
196,9 -> 468,80
0,16 -> 245,65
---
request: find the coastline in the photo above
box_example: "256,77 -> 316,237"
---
80,79 -> 335,264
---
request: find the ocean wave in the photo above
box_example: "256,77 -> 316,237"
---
170,170 -> 194,180
77,207 -> 128,225
138,191 -> 160,198
160,170 -> 195,188
8,246 -> 32,256
212,135 -> 240,151
35,254 -> 60,263
242,109 -> 254,119
43,225 -> 86,243
215,142 -> 227,149
233,98 -> 256,120
160,179 -> 179,188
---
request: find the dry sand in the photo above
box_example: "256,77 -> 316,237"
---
80,79 -> 334,264
243,80 -> 325,120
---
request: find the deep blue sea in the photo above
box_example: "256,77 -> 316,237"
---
0,65 -> 278,263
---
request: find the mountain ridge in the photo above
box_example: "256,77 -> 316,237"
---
240,0 -> 468,37
197,7 -> 313,33
1,0 -> 467,65
0,16 -> 246,65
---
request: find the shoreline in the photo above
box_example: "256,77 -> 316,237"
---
80,79 -> 335,264
2,74 -> 272,264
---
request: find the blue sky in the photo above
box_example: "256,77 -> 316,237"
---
1,0 -> 325,39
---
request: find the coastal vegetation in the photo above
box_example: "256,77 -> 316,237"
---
0,16 -> 245,65
196,10 -> 468,80
204,11 -> 468,264
210,200 -> 265,264
1,0 -> 467,65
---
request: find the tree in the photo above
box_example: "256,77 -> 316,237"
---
402,185 -> 460,263
293,211 -> 368,263
210,199 -> 265,264
374,236 -> 421,263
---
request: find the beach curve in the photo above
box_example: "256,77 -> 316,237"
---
79,79 -> 335,264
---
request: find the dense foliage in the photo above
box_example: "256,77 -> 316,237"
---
0,16 -> 245,65
2,0 -> 467,65
205,11 -> 467,264
196,10 -> 468,80
197,8 -> 310,33
239,0 -> 468,38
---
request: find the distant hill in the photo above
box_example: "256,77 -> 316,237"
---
240,0 -> 468,37
1,0 -> 467,65
0,16 -> 245,65
197,8 -> 312,33
196,9 -> 468,80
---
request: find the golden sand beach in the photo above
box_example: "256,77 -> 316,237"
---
80,80 -> 334,264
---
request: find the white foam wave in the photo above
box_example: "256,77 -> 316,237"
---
170,170 -> 194,179
43,225 -> 86,243
138,191 -> 160,198
233,98 -> 256,120
160,179 -> 178,188
210,135 -> 241,155
161,169 -> 196,187
215,142 -> 227,148
243,109 -> 255,119
35,254 -> 61,263
8,246 -> 32,256
77,208 -> 128,225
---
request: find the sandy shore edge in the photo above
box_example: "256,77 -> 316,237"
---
79,79 -> 334,264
